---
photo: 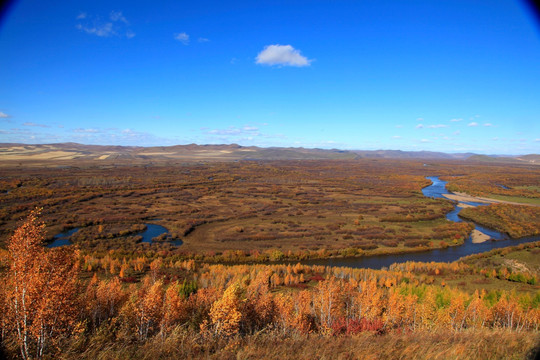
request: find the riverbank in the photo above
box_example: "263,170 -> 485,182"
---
443,192 -> 540,207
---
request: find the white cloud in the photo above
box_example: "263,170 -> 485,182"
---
468,122 -> 478,127
453,131 -> 461,135
483,123 -> 493,127
256,44 -> 311,67
74,128 -> 100,133
207,128 -> 241,135
395,125 -> 403,128
110,11 -> 128,24
427,124 -> 448,129
450,118 -> 462,122
23,122 -> 49,128
1,126 -> 177,146
415,124 -> 424,129
206,126 -> 260,136
202,125 -> 289,145
0,111 -> 10,118
420,139 -> 431,143
77,11 -> 134,38
493,137 -> 499,141
198,37 -> 210,43
77,22 -> 114,37
174,32 -> 190,45
535,138 -> 540,142
416,118 -> 423,122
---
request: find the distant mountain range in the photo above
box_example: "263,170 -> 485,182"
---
0,142 -> 538,164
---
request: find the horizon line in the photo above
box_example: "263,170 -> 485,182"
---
0,141 -> 538,157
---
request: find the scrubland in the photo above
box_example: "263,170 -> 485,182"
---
3,159 -> 538,261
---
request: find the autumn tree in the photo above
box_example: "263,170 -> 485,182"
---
160,282 -> 187,337
206,283 -> 243,337
84,276 -> 125,330
121,277 -> 165,341
4,209 -> 80,359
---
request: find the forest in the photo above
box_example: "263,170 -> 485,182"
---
0,159 -> 539,359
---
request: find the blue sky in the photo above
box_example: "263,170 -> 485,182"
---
0,0 -> 539,154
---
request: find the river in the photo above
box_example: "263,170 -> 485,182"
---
48,177 -> 538,268
297,176 -> 540,269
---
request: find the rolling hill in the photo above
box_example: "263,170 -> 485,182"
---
0,142 -> 537,164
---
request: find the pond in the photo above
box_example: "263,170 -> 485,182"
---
47,223 -> 182,247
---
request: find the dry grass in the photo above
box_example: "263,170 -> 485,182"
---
55,329 -> 540,360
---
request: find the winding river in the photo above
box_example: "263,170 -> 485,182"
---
48,177 -> 538,269
47,223 -> 180,248
298,176 -> 540,269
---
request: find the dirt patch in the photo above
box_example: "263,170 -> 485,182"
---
503,259 -> 530,274
443,193 -> 491,204
471,229 -> 490,243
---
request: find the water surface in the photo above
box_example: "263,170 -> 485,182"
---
299,177 -> 539,269
48,223 -> 182,247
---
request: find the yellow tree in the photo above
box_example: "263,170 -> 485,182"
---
160,282 -> 186,337
85,276 -> 125,330
208,283 -> 243,337
135,278 -> 164,340
313,277 -> 341,333
244,270 -> 276,333
5,209 -> 80,359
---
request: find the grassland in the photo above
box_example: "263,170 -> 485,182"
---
487,195 -> 540,206
60,328 -> 539,360
1,158 -> 539,263
0,160 -> 464,259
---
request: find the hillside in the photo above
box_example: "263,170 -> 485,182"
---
1,143 -> 537,166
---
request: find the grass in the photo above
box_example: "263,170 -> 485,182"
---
435,273 -> 538,295
487,194 -> 540,206
56,328 -> 540,360
515,185 -> 540,192
462,244 -> 540,276
2,160 -> 465,260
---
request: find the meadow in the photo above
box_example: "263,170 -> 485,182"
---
3,159 -> 538,259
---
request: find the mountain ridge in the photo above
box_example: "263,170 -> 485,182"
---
0,142 -> 537,164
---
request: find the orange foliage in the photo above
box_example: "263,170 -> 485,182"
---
3,209 -> 80,359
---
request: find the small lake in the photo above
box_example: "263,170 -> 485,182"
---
298,176 -> 540,269
48,223 -> 182,247
49,228 -> 79,248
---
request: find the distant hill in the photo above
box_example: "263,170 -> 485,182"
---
0,142 -> 537,164
468,154 -> 540,165
351,150 -> 474,160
